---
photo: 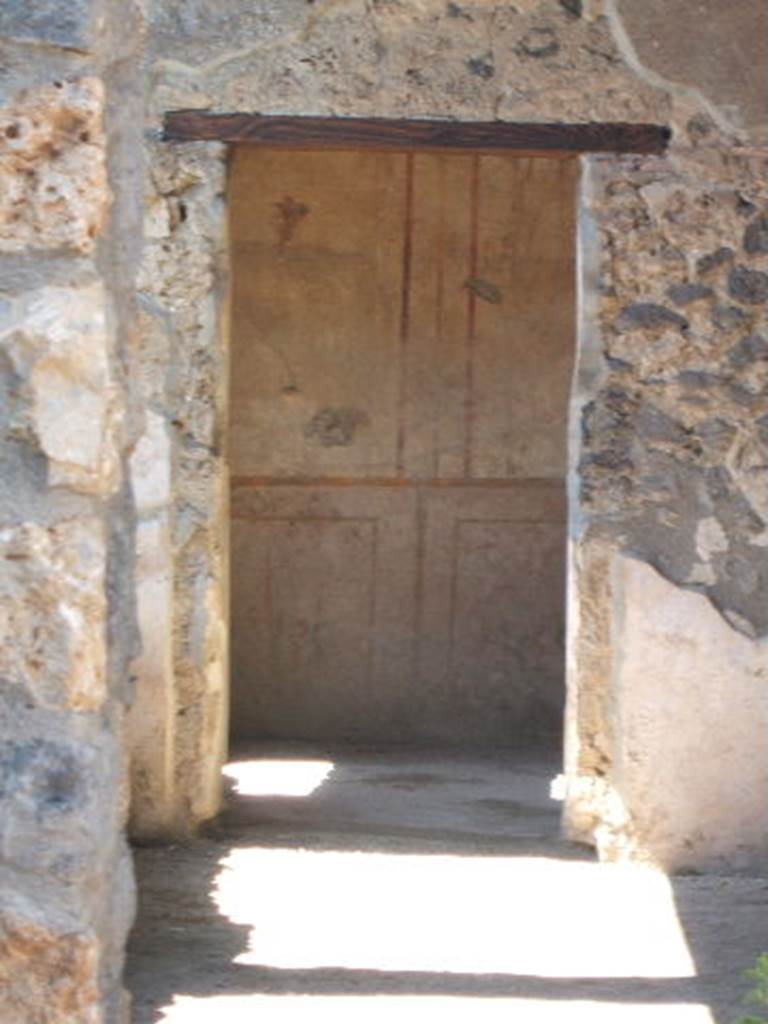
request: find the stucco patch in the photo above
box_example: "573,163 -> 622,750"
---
610,0 -> 768,141
609,555 -> 768,870
2,284 -> 122,495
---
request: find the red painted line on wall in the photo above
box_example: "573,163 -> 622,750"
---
463,154 -> 480,478
396,153 -> 414,475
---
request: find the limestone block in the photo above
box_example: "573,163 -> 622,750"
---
0,731 -> 129,891
130,411 -> 171,513
607,555 -> 768,871
2,284 -> 122,495
0,78 -> 109,253
133,302 -> 172,410
0,519 -> 107,712
128,516 -> 177,838
0,1 -> 103,51
0,893 -> 100,1024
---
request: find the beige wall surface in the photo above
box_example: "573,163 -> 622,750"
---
229,150 -> 576,745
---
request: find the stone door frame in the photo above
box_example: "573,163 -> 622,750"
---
137,112 -> 669,838
140,114 -> 741,872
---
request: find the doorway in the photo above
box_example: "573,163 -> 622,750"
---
228,147 -> 576,748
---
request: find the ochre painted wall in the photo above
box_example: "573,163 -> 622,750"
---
229,149 -> 576,744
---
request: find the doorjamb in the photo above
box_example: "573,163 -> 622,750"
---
153,112 -> 670,830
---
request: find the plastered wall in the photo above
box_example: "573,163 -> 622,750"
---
228,149 -> 576,745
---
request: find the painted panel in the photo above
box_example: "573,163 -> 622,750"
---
231,485 -> 417,741
230,148 -> 406,478
402,153 -> 474,479
472,156 -> 578,479
418,482 -> 566,743
229,149 -> 575,744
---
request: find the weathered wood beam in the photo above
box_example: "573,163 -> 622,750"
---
163,112 -> 671,155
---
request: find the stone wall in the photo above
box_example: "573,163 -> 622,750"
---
1,0 -> 766,1016
127,136 -> 229,838
566,115 -> 768,870
0,2 -> 145,1020
132,0 -> 768,871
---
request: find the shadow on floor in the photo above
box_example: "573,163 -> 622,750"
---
126,743 -> 768,1023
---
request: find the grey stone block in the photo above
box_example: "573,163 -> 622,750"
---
0,1 -> 98,51
729,265 -> 768,305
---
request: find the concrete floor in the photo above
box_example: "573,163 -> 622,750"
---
127,743 -> 768,1023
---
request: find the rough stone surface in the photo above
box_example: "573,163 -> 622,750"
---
0,520 -> 107,712
744,212 -> 768,255
577,144 -> 768,638
615,302 -> 688,332
0,733 -> 123,885
149,0 -> 670,124
728,333 -> 768,370
127,516 -> 176,839
711,303 -> 749,330
728,264 -> 768,305
665,282 -> 714,307
0,1 -> 102,52
2,284 -> 122,495
129,140 -> 230,836
696,246 -> 734,275
0,78 -> 109,254
0,896 -> 100,1024
1,8 -> 766,1021
0,2 -> 144,1019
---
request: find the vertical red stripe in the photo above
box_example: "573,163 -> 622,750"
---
396,153 -> 414,476
464,154 -> 480,478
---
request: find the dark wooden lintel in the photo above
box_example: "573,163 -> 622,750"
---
163,111 -> 671,155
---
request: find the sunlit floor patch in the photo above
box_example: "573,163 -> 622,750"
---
158,994 -> 715,1023
128,748 -> 763,1024
215,848 -> 696,980
223,759 -> 335,797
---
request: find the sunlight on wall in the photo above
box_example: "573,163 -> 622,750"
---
212,848 -> 697,980
223,759 -> 334,797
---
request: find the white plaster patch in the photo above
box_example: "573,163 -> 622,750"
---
130,411 -> 171,512
2,284 -> 122,495
686,562 -> 717,587
128,515 -> 177,836
695,516 -> 728,561
609,554 -> 768,870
